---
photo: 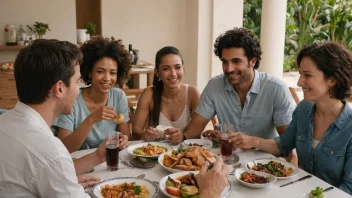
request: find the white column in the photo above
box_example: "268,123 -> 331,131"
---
211,0 -> 244,78
259,0 -> 287,78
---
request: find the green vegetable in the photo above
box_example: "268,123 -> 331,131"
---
166,180 -> 174,187
310,187 -> 324,198
132,185 -> 142,195
180,185 -> 199,198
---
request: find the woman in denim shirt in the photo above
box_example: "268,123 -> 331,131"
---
229,42 -> 352,194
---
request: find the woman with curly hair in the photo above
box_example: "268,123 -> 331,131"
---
132,46 -> 200,142
231,41 -> 352,194
54,36 -> 132,152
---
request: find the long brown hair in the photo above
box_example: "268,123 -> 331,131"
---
150,46 -> 184,126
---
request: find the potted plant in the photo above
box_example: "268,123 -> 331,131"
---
27,22 -> 50,39
84,22 -> 96,40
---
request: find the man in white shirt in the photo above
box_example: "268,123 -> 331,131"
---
0,39 -> 127,197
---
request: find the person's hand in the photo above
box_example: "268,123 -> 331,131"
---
164,128 -> 182,144
119,134 -> 128,150
229,132 -> 254,149
77,175 -> 101,188
142,126 -> 159,141
202,130 -> 221,139
195,156 -> 229,198
94,140 -> 106,164
88,106 -> 116,123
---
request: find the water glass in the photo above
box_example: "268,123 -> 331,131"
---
105,131 -> 120,171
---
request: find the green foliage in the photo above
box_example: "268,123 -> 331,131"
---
84,22 -> 96,35
243,0 -> 352,72
27,22 -> 50,38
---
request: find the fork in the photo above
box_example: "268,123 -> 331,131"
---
229,163 -> 242,176
120,159 -> 134,168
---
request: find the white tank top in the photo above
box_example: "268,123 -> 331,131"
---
158,84 -> 191,133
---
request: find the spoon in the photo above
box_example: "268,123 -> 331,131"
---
136,174 -> 146,179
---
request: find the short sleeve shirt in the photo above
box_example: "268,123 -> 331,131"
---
196,70 -> 295,139
54,88 -> 130,149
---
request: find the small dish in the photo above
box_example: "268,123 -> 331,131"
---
183,139 -> 213,150
235,168 -> 277,189
127,142 -> 172,159
245,158 -> 299,179
92,177 -> 158,198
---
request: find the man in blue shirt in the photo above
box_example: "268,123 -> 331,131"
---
167,27 -> 295,144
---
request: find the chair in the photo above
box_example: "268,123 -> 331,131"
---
289,87 -> 300,105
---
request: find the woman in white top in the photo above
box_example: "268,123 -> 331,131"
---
132,46 -> 200,142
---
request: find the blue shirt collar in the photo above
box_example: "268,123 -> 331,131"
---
224,69 -> 260,94
308,101 -> 351,130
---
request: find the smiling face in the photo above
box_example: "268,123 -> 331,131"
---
90,57 -> 118,94
155,54 -> 184,89
221,48 -> 256,87
297,57 -> 336,102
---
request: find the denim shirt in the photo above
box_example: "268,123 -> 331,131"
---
274,100 -> 352,195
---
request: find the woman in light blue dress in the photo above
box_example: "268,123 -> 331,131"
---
54,36 -> 131,152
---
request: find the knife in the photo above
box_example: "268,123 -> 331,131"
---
280,175 -> 312,187
323,186 -> 334,192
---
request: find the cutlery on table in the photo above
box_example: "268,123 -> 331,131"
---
229,163 -> 242,176
136,174 -> 145,179
120,159 -> 134,168
280,175 -> 312,187
323,186 -> 334,192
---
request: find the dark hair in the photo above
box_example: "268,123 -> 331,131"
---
214,27 -> 262,69
80,36 -> 131,87
297,41 -> 352,100
14,39 -> 83,105
151,46 -> 184,126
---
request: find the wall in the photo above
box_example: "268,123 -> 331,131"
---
0,0 -> 76,62
101,0 -> 188,65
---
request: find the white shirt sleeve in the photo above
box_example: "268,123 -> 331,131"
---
33,156 -> 90,198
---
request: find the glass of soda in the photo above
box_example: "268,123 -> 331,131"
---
105,131 -> 120,171
219,123 -> 234,160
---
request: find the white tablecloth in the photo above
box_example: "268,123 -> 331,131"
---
72,142 -> 351,198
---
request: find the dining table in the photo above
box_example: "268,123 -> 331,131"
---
72,141 -> 351,198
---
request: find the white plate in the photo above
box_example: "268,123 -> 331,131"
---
245,158 -> 299,179
127,142 -> 172,159
159,171 -> 231,198
158,152 -> 183,173
235,168 -> 277,189
183,139 -> 213,150
92,177 -> 158,198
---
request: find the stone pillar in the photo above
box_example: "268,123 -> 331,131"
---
259,0 -> 287,78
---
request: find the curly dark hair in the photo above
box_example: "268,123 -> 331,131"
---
297,41 -> 352,100
214,27 -> 262,69
15,39 -> 82,105
80,36 -> 132,87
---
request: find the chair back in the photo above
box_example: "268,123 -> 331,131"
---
289,87 -> 300,105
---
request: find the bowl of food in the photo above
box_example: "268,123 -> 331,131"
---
92,177 -> 158,198
158,146 -> 216,173
245,158 -> 299,179
235,168 -> 277,189
183,139 -> 213,150
159,171 -> 231,198
127,142 -> 171,159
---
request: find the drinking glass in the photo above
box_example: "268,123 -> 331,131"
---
105,131 -> 120,171
218,123 -> 235,163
